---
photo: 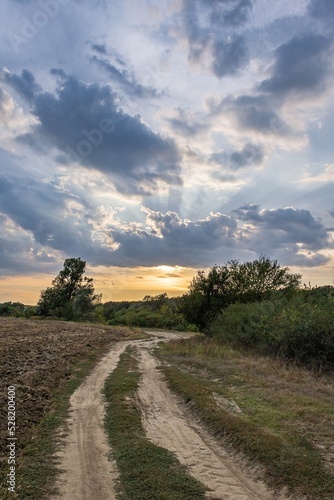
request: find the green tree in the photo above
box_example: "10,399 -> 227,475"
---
180,257 -> 301,330
179,266 -> 231,329
227,257 -> 301,302
37,258 -> 100,319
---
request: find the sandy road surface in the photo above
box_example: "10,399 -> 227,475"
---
136,335 -> 273,500
52,331 -> 275,499
52,341 -> 131,500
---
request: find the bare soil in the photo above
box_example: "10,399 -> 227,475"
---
0,317 -> 133,470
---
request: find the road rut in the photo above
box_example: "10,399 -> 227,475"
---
53,341 -> 130,500
136,338 -> 273,499
52,332 -> 276,499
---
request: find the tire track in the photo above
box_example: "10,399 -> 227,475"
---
136,340 -> 274,500
52,341 -> 131,500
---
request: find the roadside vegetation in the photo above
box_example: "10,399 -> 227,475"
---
157,337 -> 334,499
209,286 -> 334,371
103,347 -> 207,499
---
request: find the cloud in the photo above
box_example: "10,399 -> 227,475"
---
211,36 -> 249,77
182,0 -> 211,62
259,34 -> 332,97
210,143 -> 264,169
0,213 -> 60,276
9,70 -> 181,195
181,0 -> 253,73
165,108 -> 207,136
0,173 -> 332,272
211,94 -> 290,135
91,43 -> 108,55
105,204 -> 333,268
0,173 -> 121,270
106,207 -> 239,267
1,68 -> 41,102
0,174 -> 87,250
0,89 -> 35,145
308,0 -> 334,20
89,54 -> 161,99
205,0 -> 253,28
233,204 -> 332,266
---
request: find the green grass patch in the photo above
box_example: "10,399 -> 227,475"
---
103,347 -> 207,499
158,337 -> 334,499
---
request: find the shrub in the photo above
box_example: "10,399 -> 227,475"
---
209,291 -> 334,372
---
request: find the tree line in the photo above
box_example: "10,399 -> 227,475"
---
2,256 -> 333,371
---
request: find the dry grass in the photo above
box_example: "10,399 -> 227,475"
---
157,336 -> 334,498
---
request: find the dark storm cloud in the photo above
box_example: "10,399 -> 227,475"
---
259,34 -> 332,96
211,36 -> 249,77
89,54 -> 161,99
233,204 -> 332,266
210,144 -> 263,169
10,70 -> 181,195
2,69 -> 41,102
212,94 -> 289,135
308,0 -> 334,20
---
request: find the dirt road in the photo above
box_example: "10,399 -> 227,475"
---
52,332 -> 274,499
52,341 -> 131,500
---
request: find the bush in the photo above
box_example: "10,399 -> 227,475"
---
104,300 -> 195,331
0,302 -> 26,317
209,291 -> 334,371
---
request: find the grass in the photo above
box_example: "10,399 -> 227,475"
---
103,346 -> 207,499
10,347 -> 114,500
157,336 -> 334,499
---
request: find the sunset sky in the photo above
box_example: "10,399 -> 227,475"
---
0,0 -> 334,304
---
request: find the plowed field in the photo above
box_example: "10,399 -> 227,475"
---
0,318 -> 132,473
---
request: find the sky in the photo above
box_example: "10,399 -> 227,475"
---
0,0 -> 333,304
